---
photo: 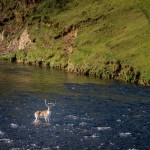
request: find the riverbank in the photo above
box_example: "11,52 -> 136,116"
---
0,0 -> 150,87
0,53 -> 149,87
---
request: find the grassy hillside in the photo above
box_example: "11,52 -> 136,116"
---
0,0 -> 150,86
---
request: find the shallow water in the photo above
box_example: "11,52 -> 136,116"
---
0,62 -> 150,150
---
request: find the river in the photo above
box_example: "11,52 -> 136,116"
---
0,62 -> 150,150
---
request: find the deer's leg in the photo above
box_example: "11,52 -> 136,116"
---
33,116 -> 39,123
47,117 -> 50,122
45,117 -> 48,123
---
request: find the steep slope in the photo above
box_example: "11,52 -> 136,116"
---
0,0 -> 150,86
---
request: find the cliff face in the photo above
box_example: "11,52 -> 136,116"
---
0,0 -> 150,86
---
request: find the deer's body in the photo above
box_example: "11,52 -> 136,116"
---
33,100 -> 51,123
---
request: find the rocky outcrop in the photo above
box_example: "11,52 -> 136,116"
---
18,28 -> 32,50
0,30 -> 4,41
0,28 -> 32,54
0,30 -> 7,54
7,37 -> 19,53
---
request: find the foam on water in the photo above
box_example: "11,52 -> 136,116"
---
48,102 -> 56,106
97,127 -> 111,131
84,133 -> 99,139
0,138 -> 13,144
116,119 -> 122,122
10,123 -> 19,129
98,143 -> 105,148
0,131 -> 5,138
79,122 -> 87,126
119,132 -> 132,137
67,124 -> 74,127
65,115 -> 78,120
128,149 -> 139,150
81,114 -> 94,121
91,133 -> 99,138
54,146 -> 60,149
41,148 -> 51,150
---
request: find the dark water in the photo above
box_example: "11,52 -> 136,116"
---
0,62 -> 150,150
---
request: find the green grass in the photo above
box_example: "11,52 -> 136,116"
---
1,0 -> 150,84
0,53 -> 16,62
65,0 -> 150,80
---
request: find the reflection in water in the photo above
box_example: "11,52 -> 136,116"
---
0,62 -> 150,150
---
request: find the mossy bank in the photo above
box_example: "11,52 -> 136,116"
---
0,0 -> 150,86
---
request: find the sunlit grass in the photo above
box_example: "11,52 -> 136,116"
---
1,0 -> 150,82
28,0 -> 150,80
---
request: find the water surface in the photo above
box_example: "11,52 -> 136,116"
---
0,62 -> 150,150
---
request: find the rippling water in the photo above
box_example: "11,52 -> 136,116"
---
0,62 -> 150,150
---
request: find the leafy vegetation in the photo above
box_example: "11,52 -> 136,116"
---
0,0 -> 150,86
